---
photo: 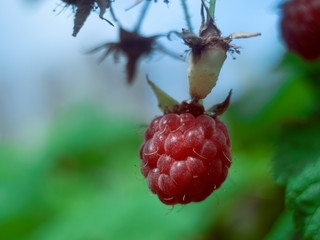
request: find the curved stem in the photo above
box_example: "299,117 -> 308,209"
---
135,0 -> 151,33
181,0 -> 193,32
210,0 -> 216,18
109,4 -> 118,23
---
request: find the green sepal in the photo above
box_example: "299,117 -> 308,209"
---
146,76 -> 179,113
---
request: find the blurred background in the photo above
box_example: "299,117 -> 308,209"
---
0,0 -> 314,239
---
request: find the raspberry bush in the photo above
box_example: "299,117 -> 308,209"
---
4,0 -> 320,239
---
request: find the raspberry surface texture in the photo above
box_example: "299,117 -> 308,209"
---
280,0 -> 320,60
139,113 -> 232,205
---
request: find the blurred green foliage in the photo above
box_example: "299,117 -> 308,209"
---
264,211 -> 300,240
270,54 -> 320,240
0,102 -> 282,240
273,120 -> 320,185
1,53 -> 320,239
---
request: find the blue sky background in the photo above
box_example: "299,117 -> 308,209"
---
0,0 -> 285,143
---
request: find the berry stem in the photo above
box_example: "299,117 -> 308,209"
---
135,0 -> 151,33
209,0 -> 216,19
109,4 -> 118,23
181,0 -> 193,32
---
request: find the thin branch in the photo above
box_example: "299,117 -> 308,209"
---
125,0 -> 144,11
134,0 -> 151,33
181,0 -> 193,32
209,0 -> 216,19
109,4 -> 118,23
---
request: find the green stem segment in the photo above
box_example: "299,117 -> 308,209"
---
181,0 -> 193,32
109,4 -> 118,23
209,0 -> 216,19
135,1 -> 151,32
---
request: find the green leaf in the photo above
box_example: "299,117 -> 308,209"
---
286,158 -> 320,240
263,210 -> 301,240
146,76 -> 179,113
272,120 -> 320,185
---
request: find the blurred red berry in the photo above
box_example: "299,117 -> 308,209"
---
139,113 -> 232,205
280,0 -> 320,60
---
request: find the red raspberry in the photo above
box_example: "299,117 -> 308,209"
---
280,0 -> 320,60
139,113 -> 232,205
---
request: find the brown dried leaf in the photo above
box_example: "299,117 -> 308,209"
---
206,89 -> 232,117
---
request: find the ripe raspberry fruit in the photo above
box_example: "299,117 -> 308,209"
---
139,113 -> 232,205
280,0 -> 320,60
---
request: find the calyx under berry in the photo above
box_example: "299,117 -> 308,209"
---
147,78 -> 232,117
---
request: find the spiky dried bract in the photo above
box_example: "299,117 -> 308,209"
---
139,112 -> 232,205
281,0 -> 320,60
88,28 -> 156,83
96,0 -> 111,18
88,28 -> 180,83
170,2 -> 229,62
72,0 -> 95,37
118,29 -> 156,82
60,0 -> 113,37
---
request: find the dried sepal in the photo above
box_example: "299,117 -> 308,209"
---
88,28 -> 156,83
168,29 -> 207,59
174,100 -> 205,117
206,89 -> 232,117
86,42 -> 120,63
60,0 -> 114,37
198,0 -> 221,38
229,32 -> 261,39
88,28 -> 181,83
96,0 -> 109,19
96,0 -> 114,26
168,3 -> 229,62
72,0 -> 95,37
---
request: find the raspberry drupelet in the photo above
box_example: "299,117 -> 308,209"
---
139,109 -> 232,205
